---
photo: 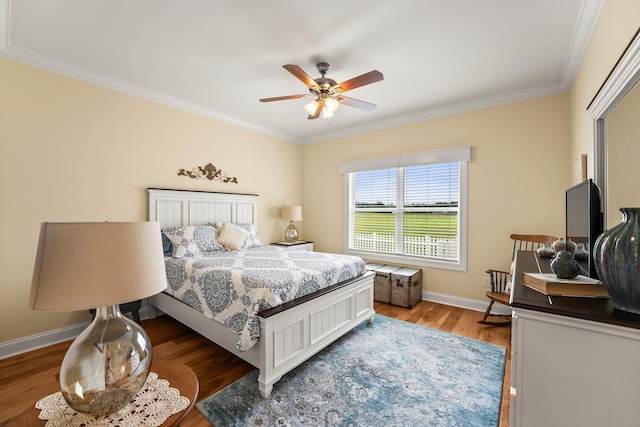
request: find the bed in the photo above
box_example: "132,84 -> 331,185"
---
147,188 -> 375,397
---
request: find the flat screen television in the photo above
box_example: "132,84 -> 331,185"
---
565,179 -> 603,279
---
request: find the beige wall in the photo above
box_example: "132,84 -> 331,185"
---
569,0 -> 640,187
0,58 -> 303,342
303,95 -> 569,300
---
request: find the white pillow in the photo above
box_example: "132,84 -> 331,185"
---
216,222 -> 249,251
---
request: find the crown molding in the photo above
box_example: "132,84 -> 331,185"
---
560,0 -> 604,89
0,44 -> 298,144
300,82 -> 569,144
0,42 -> 574,145
0,0 -> 603,146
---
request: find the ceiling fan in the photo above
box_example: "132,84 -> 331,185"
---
259,62 -> 384,120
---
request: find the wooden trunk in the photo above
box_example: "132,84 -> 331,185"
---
390,267 -> 422,308
372,265 -> 400,303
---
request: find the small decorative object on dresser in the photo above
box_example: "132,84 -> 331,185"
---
550,250 -> 584,279
594,207 -> 640,314
280,205 -> 302,242
29,222 -> 167,416
522,272 -> 609,297
535,243 -> 555,258
552,237 -> 577,255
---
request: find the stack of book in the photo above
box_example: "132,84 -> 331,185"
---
522,273 -> 610,297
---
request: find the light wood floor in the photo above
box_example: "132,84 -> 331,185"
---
0,300 -> 511,426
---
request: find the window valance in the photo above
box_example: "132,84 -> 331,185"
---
338,146 -> 472,174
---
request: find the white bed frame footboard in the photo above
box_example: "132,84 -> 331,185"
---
147,188 -> 375,397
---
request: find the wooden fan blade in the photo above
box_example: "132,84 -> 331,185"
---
307,100 -> 324,120
259,94 -> 310,102
338,96 -> 377,111
334,70 -> 384,93
283,64 -> 320,91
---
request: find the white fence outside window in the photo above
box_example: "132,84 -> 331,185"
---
353,233 -> 458,260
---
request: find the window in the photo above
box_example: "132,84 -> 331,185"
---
341,146 -> 470,271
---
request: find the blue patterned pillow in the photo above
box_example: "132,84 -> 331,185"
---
191,226 -> 225,253
236,223 -> 262,249
162,225 -> 224,258
162,226 -> 201,258
161,232 -> 174,256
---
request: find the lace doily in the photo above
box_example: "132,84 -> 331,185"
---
35,372 -> 190,427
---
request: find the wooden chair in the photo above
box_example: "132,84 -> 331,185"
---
478,233 -> 557,325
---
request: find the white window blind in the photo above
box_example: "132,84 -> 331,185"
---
353,169 -> 398,252
342,146 -> 470,271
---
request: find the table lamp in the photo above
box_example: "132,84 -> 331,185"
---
29,222 -> 167,415
280,205 -> 302,242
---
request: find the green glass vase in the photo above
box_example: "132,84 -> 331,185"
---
593,207 -> 640,314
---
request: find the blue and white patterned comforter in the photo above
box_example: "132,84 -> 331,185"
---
163,246 -> 366,351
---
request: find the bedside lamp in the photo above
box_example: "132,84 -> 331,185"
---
29,222 -> 167,415
280,205 -> 302,242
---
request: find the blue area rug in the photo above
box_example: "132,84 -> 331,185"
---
197,315 -> 505,427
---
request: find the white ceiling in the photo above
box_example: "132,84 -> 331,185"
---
0,0 -> 603,144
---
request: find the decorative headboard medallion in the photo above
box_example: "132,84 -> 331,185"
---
178,163 -> 238,183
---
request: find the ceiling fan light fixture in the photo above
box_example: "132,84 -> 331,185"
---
260,62 -> 383,120
304,100 -> 319,115
322,109 -> 335,119
324,97 -> 340,113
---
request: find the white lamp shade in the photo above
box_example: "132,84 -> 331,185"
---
280,205 -> 302,222
30,222 -> 167,311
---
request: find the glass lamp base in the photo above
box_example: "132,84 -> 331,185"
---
60,305 -> 152,415
284,222 -> 299,242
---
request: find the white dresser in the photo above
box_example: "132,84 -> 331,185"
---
510,251 -> 640,427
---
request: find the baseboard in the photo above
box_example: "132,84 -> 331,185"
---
422,291 -> 512,316
0,321 -> 89,360
0,306 -> 152,360
1,296 -> 508,360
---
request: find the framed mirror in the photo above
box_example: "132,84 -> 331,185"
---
588,29 -> 640,229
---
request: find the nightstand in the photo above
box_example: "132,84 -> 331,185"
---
271,241 -> 314,251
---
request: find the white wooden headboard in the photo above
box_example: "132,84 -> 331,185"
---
147,188 -> 258,229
